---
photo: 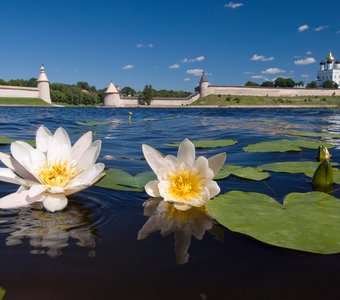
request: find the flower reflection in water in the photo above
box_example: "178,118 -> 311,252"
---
1,201 -> 99,257
138,198 -> 222,264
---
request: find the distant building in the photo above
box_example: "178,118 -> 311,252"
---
317,51 -> 340,87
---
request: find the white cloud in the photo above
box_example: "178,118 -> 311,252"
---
224,2 -> 244,9
337,30 -> 340,34
261,68 -> 285,75
136,43 -> 154,48
301,74 -> 309,78
186,69 -> 204,76
251,75 -> 265,79
184,78 -> 191,81
294,57 -> 316,65
251,54 -> 274,62
122,64 -> 134,70
181,56 -> 205,63
169,64 -> 180,69
306,50 -> 313,55
298,24 -> 309,32
313,25 -> 329,32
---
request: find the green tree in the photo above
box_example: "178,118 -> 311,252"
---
244,81 -> 259,87
274,77 -> 296,87
121,86 -> 137,96
306,81 -> 318,88
322,80 -> 339,89
142,84 -> 154,105
261,81 -> 274,87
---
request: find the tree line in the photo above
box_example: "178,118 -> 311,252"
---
245,77 -> 338,89
0,78 -> 191,105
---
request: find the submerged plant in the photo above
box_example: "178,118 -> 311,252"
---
0,126 -> 105,212
142,138 -> 226,211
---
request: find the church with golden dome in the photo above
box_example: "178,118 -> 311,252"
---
317,51 -> 340,87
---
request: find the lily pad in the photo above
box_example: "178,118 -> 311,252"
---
259,161 -> 322,177
243,139 -> 333,153
0,136 -> 35,147
215,165 -> 269,181
166,139 -> 238,148
0,287 -> 5,300
95,168 -> 156,192
207,191 -> 340,254
76,120 -> 112,126
288,131 -> 340,139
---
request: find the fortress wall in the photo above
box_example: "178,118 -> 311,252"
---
0,85 -> 39,98
207,86 -> 340,97
118,97 -> 193,107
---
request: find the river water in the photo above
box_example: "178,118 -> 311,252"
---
1,107 -> 340,299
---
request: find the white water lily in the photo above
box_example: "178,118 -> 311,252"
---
0,126 -> 105,212
142,138 -> 226,211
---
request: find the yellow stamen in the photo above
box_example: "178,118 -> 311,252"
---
168,169 -> 202,201
39,161 -> 76,187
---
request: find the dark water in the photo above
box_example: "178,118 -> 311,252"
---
1,107 -> 340,299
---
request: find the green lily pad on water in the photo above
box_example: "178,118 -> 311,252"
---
76,121 -> 112,126
207,191 -> 340,254
288,131 -> 340,139
243,139 -> 333,153
0,287 -> 5,300
215,165 -> 269,181
259,161 -> 323,177
166,139 -> 238,148
0,136 -> 35,147
95,169 -> 156,192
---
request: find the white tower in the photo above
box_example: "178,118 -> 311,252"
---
327,51 -> 334,70
199,71 -> 209,97
103,82 -> 122,106
37,65 -> 51,103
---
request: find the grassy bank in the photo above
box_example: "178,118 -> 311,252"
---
191,95 -> 340,107
0,98 -> 51,106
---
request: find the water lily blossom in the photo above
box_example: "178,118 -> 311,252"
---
142,139 -> 226,211
0,126 -> 105,212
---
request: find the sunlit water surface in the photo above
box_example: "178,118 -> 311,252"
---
1,107 -> 340,299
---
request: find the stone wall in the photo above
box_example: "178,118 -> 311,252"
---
207,86 -> 340,97
0,85 -> 39,98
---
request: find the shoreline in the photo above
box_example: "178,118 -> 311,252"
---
0,104 -> 339,108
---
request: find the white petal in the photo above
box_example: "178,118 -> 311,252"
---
28,184 -> 47,198
0,152 -> 37,181
177,138 -> 195,166
0,190 -> 31,209
49,186 -> 65,194
47,136 -> 72,164
137,216 -> 158,240
76,140 -> 101,171
42,194 -> 68,212
208,152 -> 227,175
67,163 -> 105,190
29,149 -> 46,177
36,126 -> 52,152
72,131 -> 93,161
145,180 -> 161,197
142,144 -> 164,174
0,168 -> 35,187
11,141 -> 36,175
206,181 -> 221,198
54,127 -> 71,149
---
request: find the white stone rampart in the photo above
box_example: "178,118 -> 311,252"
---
0,85 -> 39,98
206,86 -> 340,97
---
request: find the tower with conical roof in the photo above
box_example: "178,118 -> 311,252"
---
37,65 -> 51,103
199,70 -> 209,97
104,82 -> 122,106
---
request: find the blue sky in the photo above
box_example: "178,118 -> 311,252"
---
1,0 -> 339,91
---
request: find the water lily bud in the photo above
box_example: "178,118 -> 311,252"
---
317,146 -> 330,162
312,160 -> 333,193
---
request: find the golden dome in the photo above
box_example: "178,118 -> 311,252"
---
327,51 -> 335,62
